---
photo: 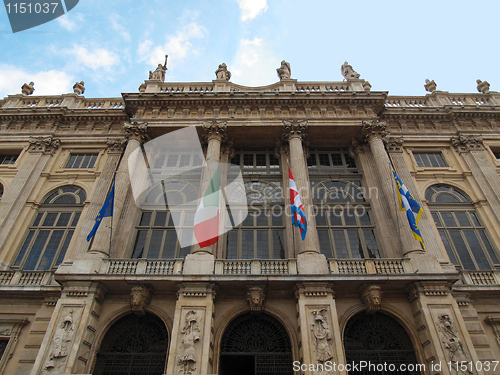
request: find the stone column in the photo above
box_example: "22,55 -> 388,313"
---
295,283 -> 346,375
385,136 -> 450,265
282,120 -> 328,274
29,281 -> 107,375
184,121 -> 226,274
406,282 -> 484,375
451,134 -> 500,224
275,140 -> 294,258
0,136 -> 59,268
216,140 -> 233,259
165,283 -> 216,375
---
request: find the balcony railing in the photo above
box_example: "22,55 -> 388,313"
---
329,259 -> 413,275
102,259 -> 183,275
0,270 -> 54,286
460,270 -> 500,286
214,259 -> 297,275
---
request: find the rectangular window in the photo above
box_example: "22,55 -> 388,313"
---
307,151 -> 358,174
494,151 -> 500,162
65,154 -> 98,169
413,152 -> 447,168
0,154 -> 18,165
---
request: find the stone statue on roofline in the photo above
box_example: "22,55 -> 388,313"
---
215,62 -> 231,81
149,55 -> 168,82
424,79 -> 437,93
73,81 -> 85,95
477,79 -> 490,94
277,60 -> 291,80
341,61 -> 360,80
21,82 -> 35,95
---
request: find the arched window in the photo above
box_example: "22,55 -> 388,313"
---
309,151 -> 379,259
426,184 -> 499,270
14,186 -> 86,270
219,313 -> 292,375
93,313 -> 168,375
344,312 -> 419,374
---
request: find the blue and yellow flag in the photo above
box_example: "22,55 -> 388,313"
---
392,169 -> 425,248
87,177 -> 115,242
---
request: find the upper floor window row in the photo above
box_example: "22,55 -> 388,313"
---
65,154 -> 98,169
413,152 -> 447,168
307,151 -> 358,174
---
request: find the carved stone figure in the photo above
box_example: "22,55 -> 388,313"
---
276,60 -> 291,80
477,79 -> 490,94
341,61 -> 360,80
178,310 -> 201,374
360,284 -> 382,314
149,55 -> 168,82
424,79 -> 437,93
73,81 -> 85,95
363,81 -> 372,91
130,285 -> 153,316
247,286 -> 266,312
437,314 -> 472,374
21,82 -> 35,95
311,309 -> 333,363
215,63 -> 231,81
43,310 -> 75,373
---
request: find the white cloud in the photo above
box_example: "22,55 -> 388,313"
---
56,13 -> 85,31
237,0 -> 268,21
137,22 -> 206,68
0,64 -> 73,98
230,38 -> 280,86
68,46 -> 119,71
110,14 -> 131,42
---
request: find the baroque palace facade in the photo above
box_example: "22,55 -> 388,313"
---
0,62 -> 500,375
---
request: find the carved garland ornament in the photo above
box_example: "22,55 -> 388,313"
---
451,134 -> 484,153
28,136 -> 60,155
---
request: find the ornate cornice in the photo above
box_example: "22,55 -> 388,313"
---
123,121 -> 150,143
202,120 -> 228,143
28,135 -> 60,155
450,133 -> 484,153
361,120 -> 389,142
281,119 -> 308,142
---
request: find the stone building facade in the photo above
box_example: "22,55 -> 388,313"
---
0,63 -> 500,375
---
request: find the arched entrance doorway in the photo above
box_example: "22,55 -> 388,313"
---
219,313 -> 293,375
93,313 -> 168,375
344,312 -> 420,375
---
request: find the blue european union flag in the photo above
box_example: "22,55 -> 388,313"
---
87,178 -> 115,242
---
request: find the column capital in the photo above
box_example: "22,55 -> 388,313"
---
275,138 -> 289,158
123,121 -> 150,143
221,138 -> 234,158
282,119 -> 308,142
384,136 -> 404,153
349,137 -> 369,156
27,135 -> 60,155
451,133 -> 484,153
106,137 -> 127,154
361,120 -> 389,142
202,120 -> 228,143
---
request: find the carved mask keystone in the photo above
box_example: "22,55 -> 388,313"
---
246,286 -> 266,312
359,284 -> 382,314
130,285 -> 153,316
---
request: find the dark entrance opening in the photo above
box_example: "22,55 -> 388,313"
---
219,313 -> 293,375
344,312 -> 420,375
93,313 -> 168,375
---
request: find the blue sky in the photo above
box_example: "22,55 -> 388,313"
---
1,0 -> 498,98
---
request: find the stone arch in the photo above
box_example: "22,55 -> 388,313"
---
91,311 -> 169,375
343,310 -> 421,374
217,310 -> 295,375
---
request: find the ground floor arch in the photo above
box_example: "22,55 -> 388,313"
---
219,312 -> 293,375
344,312 -> 420,375
93,313 -> 168,375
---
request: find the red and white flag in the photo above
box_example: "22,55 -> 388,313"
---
194,165 -> 220,248
289,166 -> 307,240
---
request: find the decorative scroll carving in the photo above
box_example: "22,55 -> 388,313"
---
21,82 -> 35,95
276,60 -> 291,80
215,62 -> 231,81
361,120 -> 388,142
359,284 -> 382,314
424,79 -> 437,93
42,310 -> 76,373
310,309 -> 333,363
341,61 -> 360,80
123,121 -> 150,143
281,119 -> 308,142
476,79 -> 490,94
28,136 -> 60,155
130,285 -> 153,316
178,310 -> 201,375
451,134 -> 484,153
437,314 -> 473,374
202,120 -> 228,143
246,286 -> 266,312
106,138 -> 127,153
384,136 -> 404,152
73,81 -> 85,95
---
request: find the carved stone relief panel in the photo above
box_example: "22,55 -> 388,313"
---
246,286 -> 266,312
177,308 -> 204,375
306,306 -> 335,368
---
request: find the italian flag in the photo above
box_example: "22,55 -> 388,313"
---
194,165 -> 220,248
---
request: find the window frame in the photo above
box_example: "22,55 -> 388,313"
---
412,151 -> 448,168
64,153 -> 99,169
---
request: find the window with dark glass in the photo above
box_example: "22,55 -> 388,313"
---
0,340 -> 7,361
493,150 -> 500,162
65,154 -> 98,169
0,154 -> 18,165
0,183 -> 3,201
426,184 -> 499,270
14,186 -> 85,270
308,150 -> 380,259
413,152 -> 447,168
